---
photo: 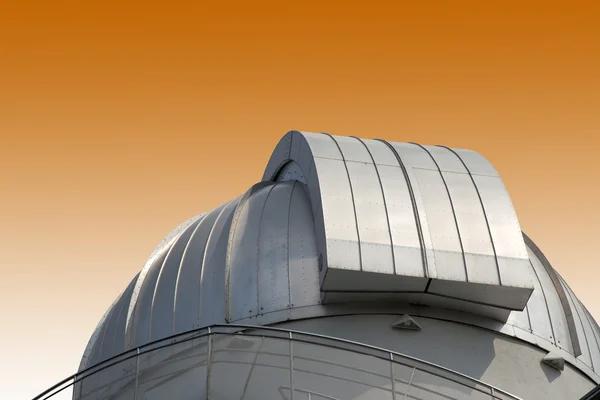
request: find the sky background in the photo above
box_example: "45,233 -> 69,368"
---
1,1 -> 600,399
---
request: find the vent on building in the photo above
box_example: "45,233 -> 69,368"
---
392,315 -> 422,331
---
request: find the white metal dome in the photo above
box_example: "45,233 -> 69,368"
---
77,131 -> 600,399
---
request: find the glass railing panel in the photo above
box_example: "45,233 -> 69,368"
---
77,355 -> 136,400
208,334 -> 263,399
392,362 -> 416,398
239,337 -> 291,400
207,335 -> 291,400
393,356 -> 497,398
136,336 -> 208,400
291,341 -> 394,400
77,363 -> 103,400
404,369 -> 493,400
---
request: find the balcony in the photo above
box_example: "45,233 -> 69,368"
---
34,324 -> 521,400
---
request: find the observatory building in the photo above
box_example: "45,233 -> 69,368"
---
38,132 -> 600,400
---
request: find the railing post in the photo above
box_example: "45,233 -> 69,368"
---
133,347 -> 140,400
72,374 -> 78,400
205,331 -> 213,400
289,331 -> 294,400
390,353 -> 397,400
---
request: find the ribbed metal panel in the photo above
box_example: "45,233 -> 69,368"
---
150,218 -> 204,341
427,145 -> 499,286
331,135 -> 395,275
263,132 -> 534,310
128,245 -> 171,349
78,294 -> 121,371
104,272 -> 139,357
124,214 -> 203,336
227,183 -> 275,322
198,198 -> 240,328
258,182 -> 294,315
173,204 -> 227,334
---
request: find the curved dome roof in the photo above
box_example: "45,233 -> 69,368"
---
78,131 -> 600,384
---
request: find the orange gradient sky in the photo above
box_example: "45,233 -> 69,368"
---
1,2 -> 600,398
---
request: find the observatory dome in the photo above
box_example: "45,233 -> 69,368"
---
75,131 -> 600,400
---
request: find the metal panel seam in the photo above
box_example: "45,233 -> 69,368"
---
582,303 -> 600,339
524,304 -> 533,333
559,274 -> 593,367
437,145 -> 502,285
375,139 -> 428,278
125,214 -> 204,336
522,232 -> 582,356
412,142 -> 468,282
171,214 -> 209,334
94,299 -> 120,365
288,130 -> 294,161
78,301 -> 115,371
148,228 -> 191,341
353,136 -> 397,275
581,304 -> 600,372
257,184 -> 277,315
287,181 -> 296,316
97,291 -> 125,364
528,258 -> 558,345
225,182 -> 272,322
113,273 -> 139,355
199,200 -> 234,324
107,290 -> 128,357
582,304 -> 600,374
323,132 -> 363,271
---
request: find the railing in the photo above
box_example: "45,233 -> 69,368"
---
33,324 -> 522,400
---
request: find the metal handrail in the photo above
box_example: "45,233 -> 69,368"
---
580,383 -> 600,400
32,323 -> 522,400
